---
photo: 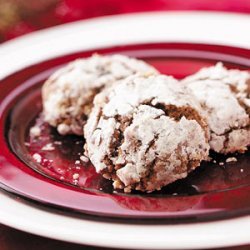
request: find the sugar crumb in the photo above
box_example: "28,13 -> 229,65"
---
219,162 -> 224,166
73,180 -> 78,185
57,124 -> 70,135
30,126 -> 41,137
73,173 -> 79,180
226,157 -> 237,163
80,155 -> 89,163
240,169 -> 244,173
42,143 -> 55,151
54,141 -> 62,145
32,153 -> 42,163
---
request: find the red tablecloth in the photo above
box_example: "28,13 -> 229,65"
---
0,1 -> 250,249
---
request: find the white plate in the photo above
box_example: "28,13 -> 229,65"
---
0,191 -> 249,249
0,11 -> 250,249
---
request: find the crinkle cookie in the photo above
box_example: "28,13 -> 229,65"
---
42,54 -> 158,135
84,74 -> 210,192
182,63 -> 250,154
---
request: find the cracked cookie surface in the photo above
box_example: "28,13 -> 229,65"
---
42,54 -> 158,135
182,63 -> 250,154
84,74 -> 210,192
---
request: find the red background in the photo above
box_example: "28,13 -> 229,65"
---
0,0 -> 249,249
0,0 -> 250,43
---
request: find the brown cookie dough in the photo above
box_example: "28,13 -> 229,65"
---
84,74 -> 210,192
42,54 -> 158,135
182,63 -> 250,154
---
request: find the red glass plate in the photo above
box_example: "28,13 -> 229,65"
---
0,43 -> 249,220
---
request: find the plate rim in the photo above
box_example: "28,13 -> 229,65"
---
1,42 -> 250,220
0,190 -> 249,250
0,11 -> 250,249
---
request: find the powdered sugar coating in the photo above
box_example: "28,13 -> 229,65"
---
183,62 -> 250,111
183,63 -> 250,93
85,74 -> 210,192
42,54 -> 158,135
182,63 -> 250,153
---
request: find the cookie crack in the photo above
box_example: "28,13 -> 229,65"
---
142,101 -> 209,140
228,84 -> 250,116
213,124 -> 250,138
